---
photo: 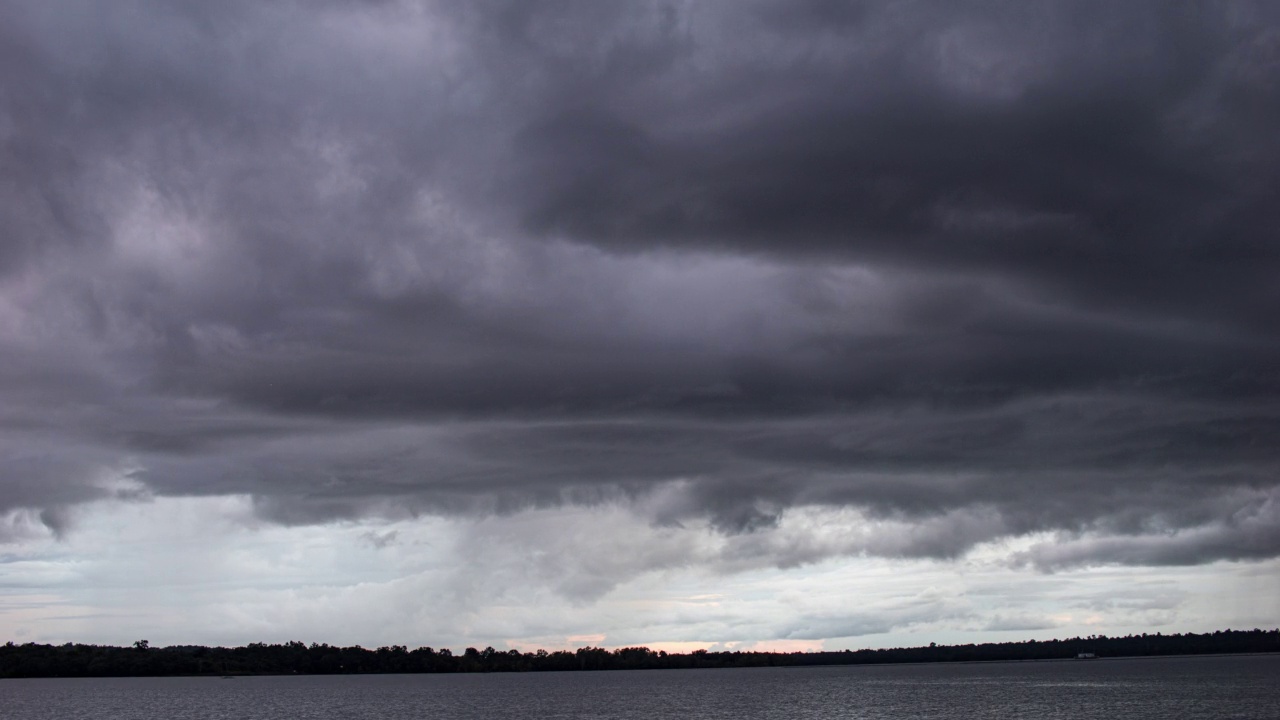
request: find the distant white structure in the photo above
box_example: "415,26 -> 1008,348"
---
1076,652 -> 1097,659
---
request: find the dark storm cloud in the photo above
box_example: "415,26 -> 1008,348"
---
510,2 -> 1280,328
0,0 -> 1278,571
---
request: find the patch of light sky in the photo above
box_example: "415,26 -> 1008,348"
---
2,494 -> 1275,651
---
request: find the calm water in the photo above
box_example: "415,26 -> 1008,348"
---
1,654 -> 1276,719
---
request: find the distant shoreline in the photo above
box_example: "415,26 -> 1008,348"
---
776,649 -> 1280,669
3,629 -> 1277,678
4,652 -> 1279,680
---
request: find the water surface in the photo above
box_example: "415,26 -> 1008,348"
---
2,654 -> 1276,719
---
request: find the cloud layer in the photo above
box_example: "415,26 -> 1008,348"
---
1,0 -> 1278,644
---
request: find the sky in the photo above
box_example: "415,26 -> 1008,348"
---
1,0 -> 1278,653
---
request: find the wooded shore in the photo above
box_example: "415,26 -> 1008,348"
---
2,628 -> 1276,678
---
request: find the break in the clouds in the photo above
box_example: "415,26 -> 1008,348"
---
1,0 -> 1278,647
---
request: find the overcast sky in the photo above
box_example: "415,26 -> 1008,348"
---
1,0 -> 1278,652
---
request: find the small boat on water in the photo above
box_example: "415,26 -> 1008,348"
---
1075,652 -> 1097,659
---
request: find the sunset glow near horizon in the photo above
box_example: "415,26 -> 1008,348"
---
1,1 -> 1278,652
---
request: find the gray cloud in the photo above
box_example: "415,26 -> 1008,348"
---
0,0 -> 1277,579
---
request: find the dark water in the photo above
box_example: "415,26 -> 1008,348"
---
2,654 -> 1276,719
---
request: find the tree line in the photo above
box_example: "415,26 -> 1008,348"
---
1,628 -> 1276,678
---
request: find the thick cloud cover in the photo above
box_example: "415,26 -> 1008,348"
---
1,0 -> 1278,596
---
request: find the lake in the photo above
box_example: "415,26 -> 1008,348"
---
2,654 -> 1276,719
